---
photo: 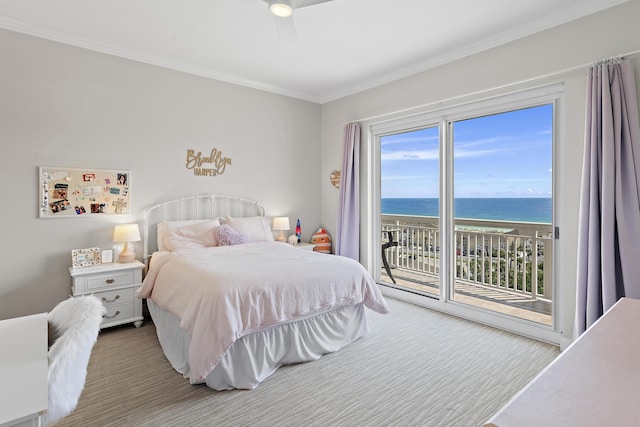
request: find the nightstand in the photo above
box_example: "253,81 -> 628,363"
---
292,242 -> 315,251
69,260 -> 144,329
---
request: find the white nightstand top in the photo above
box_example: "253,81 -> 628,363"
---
69,260 -> 145,276
292,242 -> 315,250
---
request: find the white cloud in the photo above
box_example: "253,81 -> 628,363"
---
381,149 -> 439,161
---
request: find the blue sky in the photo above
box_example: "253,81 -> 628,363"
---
381,104 -> 553,198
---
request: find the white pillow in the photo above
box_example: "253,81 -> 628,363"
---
157,219 -> 220,251
225,215 -> 274,243
163,219 -> 221,251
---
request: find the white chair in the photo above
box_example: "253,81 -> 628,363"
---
46,295 -> 105,425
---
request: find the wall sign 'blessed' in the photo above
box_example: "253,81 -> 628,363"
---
185,149 -> 232,177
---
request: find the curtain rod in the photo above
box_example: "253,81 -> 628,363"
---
349,48 -> 640,125
593,56 -> 626,66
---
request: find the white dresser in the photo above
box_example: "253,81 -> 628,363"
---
0,313 -> 48,427
485,297 -> 640,426
69,261 -> 144,329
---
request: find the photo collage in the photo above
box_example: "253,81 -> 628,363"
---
40,167 -> 131,218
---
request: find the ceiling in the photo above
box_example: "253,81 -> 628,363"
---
0,0 -> 626,103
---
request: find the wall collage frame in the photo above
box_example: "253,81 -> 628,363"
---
39,166 -> 131,218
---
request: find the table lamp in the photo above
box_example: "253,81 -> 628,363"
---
113,224 -> 141,263
272,217 -> 290,243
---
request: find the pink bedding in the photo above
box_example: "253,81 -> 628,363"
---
138,242 -> 389,382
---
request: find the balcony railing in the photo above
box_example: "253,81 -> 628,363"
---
382,215 -> 553,302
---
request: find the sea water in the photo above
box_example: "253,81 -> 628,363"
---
382,198 -> 552,223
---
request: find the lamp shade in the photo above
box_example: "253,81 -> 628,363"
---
272,217 -> 290,231
113,224 -> 141,243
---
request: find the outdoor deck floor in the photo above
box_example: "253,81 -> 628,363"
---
380,268 -> 552,326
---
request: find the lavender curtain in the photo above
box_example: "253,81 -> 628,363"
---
575,59 -> 640,335
335,123 -> 360,260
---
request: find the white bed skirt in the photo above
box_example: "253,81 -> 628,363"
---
148,300 -> 368,390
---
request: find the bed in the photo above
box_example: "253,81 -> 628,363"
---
138,194 -> 389,390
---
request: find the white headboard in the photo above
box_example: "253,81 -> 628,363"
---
143,194 -> 266,261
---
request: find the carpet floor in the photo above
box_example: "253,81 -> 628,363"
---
54,297 -> 559,427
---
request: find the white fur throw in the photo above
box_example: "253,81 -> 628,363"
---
47,295 -> 105,425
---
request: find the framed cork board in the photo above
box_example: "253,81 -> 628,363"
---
39,167 -> 131,218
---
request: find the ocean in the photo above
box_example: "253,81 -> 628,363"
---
382,198 -> 552,223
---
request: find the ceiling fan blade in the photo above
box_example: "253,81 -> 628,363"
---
274,15 -> 298,44
294,0 -> 334,9
262,0 -> 332,43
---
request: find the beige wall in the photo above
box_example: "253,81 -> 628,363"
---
319,0 -> 640,345
0,29 -> 321,319
3,1 -> 640,342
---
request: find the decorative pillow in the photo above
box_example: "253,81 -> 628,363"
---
216,224 -> 248,246
225,215 -> 274,243
311,227 -> 332,254
159,219 -> 220,251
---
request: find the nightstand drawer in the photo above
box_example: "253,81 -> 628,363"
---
101,303 -> 134,326
86,271 -> 134,291
69,260 -> 144,329
96,287 -> 134,307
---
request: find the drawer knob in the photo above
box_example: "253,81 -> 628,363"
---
103,310 -> 121,319
101,295 -> 121,303
105,278 -> 115,284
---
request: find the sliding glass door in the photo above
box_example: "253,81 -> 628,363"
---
451,105 -> 553,325
375,86 -> 558,331
380,125 -> 440,298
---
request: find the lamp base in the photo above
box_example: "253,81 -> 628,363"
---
276,230 -> 287,243
118,242 -> 136,263
118,252 -> 135,263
